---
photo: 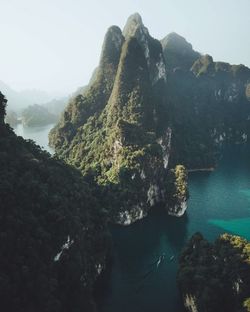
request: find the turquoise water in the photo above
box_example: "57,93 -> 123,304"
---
14,125 -> 250,311
97,146 -> 250,312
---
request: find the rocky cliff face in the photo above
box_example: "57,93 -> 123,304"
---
50,13 -> 250,224
0,92 -> 110,312
123,13 -> 167,85
49,25 -> 124,155
165,40 -> 250,169
161,32 -> 200,71
178,233 -> 250,312
49,14 -> 188,225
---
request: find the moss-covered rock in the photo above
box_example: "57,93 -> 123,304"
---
49,14 -> 186,224
49,13 -> 250,224
178,233 -> 250,312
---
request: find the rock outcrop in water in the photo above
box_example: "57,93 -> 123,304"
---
49,13 -> 250,224
49,13 -> 188,224
178,233 -> 250,312
0,92 -> 110,312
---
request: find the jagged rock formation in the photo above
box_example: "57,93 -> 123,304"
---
50,25 -> 124,154
123,13 -> 167,85
178,233 -> 250,312
49,14 -> 188,224
50,13 -> 250,224
161,32 -> 200,71
0,92 -> 110,312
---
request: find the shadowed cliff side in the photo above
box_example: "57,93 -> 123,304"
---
178,233 -> 250,312
0,92 -> 110,312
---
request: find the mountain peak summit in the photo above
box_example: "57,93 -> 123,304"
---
161,32 -> 194,52
123,13 -> 147,38
126,12 -> 143,25
161,32 -> 200,71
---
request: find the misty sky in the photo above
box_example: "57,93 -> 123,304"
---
1,0 -> 250,95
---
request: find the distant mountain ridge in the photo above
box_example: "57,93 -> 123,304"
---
0,81 -> 72,127
0,80 -> 53,112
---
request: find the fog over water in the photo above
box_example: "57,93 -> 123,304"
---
14,123 -> 55,154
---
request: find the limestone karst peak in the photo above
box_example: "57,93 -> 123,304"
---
100,25 -> 124,66
123,12 -> 148,38
161,32 -> 194,52
161,32 -> 200,71
125,12 -> 143,27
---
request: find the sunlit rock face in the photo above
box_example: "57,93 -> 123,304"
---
168,200 -> 187,217
183,294 -> 198,312
157,127 -> 172,169
116,205 -> 146,225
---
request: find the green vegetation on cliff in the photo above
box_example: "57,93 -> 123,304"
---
49,13 -> 250,223
49,17 -> 187,222
49,26 -> 124,155
22,104 -> 57,127
0,92 -> 110,312
178,233 -> 250,312
166,51 -> 250,169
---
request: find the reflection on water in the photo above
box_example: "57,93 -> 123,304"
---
11,123 -> 250,311
98,146 -> 250,312
97,209 -> 188,312
14,123 -> 55,154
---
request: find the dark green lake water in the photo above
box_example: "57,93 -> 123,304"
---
98,146 -> 250,312
14,126 -> 250,311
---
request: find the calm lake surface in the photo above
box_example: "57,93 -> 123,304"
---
14,123 -> 55,154
97,146 -> 250,312
14,125 -> 250,311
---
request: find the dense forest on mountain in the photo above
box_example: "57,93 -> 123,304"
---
0,92 -> 110,312
178,233 -> 250,312
2,11 -> 250,312
22,104 -> 57,127
49,14 -> 190,223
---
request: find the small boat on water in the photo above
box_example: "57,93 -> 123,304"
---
156,254 -> 165,267
170,255 -> 175,261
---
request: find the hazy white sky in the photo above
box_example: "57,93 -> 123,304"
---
1,0 -> 250,95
